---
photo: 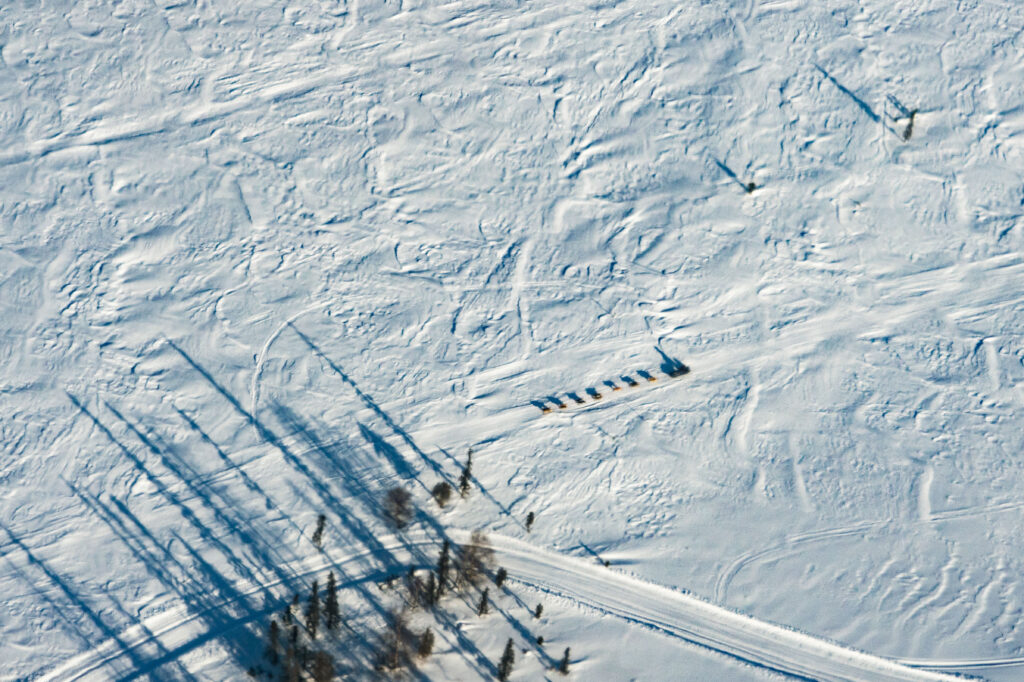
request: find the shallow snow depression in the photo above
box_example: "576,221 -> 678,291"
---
2,0 -> 1024,679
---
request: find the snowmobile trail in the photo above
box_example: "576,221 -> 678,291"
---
45,530 -> 968,682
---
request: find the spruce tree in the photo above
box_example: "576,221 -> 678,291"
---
267,618 -> 280,664
458,450 -> 473,497
495,566 -> 508,588
559,647 -> 571,674
425,571 -> 438,606
307,580 -> 321,639
417,628 -> 435,658
282,594 -> 295,625
525,511 -> 535,532
477,588 -> 489,616
534,603 -> 543,619
325,571 -> 340,632
536,635 -> 544,647
436,540 -> 451,596
497,638 -> 515,681
312,513 -> 326,549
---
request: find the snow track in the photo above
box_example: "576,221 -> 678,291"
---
495,537 -> 959,682
46,531 -> 962,682
5,0 -> 1024,677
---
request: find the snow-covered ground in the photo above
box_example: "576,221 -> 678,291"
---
2,0 -> 1023,679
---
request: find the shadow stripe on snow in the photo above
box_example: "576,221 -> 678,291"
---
45,530 -> 972,682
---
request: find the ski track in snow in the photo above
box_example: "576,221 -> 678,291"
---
4,0 -> 1024,678
40,530 -> 973,682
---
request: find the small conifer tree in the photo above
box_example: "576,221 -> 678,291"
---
307,580 -> 321,639
495,566 -> 508,588
312,513 -> 326,549
525,512 -> 535,532
282,594 -> 296,625
437,540 -> 451,596
459,450 -> 473,497
534,603 -> 543,619
559,647 -> 571,674
267,618 -> 280,664
417,628 -> 435,658
477,588 -> 489,616
325,571 -> 340,632
497,638 -> 515,681
425,571 -> 438,606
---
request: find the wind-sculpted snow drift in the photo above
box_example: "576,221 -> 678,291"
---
3,0 -> 1024,679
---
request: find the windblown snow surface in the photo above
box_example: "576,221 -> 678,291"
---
2,0 -> 1024,680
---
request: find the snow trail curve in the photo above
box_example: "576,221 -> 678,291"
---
46,530 -> 962,682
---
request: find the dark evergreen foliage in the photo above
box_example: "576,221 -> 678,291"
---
436,540 -> 451,596
325,571 -> 340,632
425,571 -> 438,606
306,580 -> 321,639
266,618 -> 280,664
459,450 -> 473,497
417,628 -> 435,658
312,513 -> 326,549
559,647 -> 571,674
477,588 -> 489,616
497,638 -> 515,681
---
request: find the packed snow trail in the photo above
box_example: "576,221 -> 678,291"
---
45,530 -> 962,682
491,536 -> 959,682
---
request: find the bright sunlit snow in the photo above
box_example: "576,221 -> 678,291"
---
2,0 -> 1023,680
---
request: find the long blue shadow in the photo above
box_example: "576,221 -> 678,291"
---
287,323 -> 450,482
0,523 -> 153,677
814,64 -> 880,123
